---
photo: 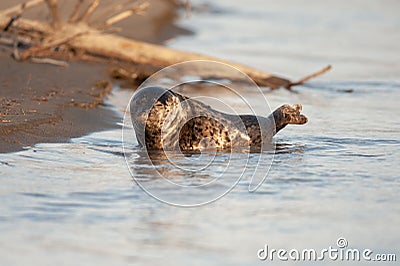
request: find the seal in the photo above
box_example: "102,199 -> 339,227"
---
130,86 -> 307,151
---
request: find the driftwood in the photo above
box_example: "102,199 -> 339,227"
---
0,0 -> 331,89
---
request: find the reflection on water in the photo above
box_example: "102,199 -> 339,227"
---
127,145 -> 276,206
275,142 -> 306,154
1,0 -> 400,264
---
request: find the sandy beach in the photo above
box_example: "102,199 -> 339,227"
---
0,0 -> 190,153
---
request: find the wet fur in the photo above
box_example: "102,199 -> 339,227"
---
130,87 -> 307,151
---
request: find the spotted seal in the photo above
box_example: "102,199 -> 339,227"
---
130,86 -> 307,151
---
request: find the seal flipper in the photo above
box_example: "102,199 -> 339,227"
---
272,104 -> 308,134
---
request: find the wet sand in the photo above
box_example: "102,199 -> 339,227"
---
0,0 -> 190,153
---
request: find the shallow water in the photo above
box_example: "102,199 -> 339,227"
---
1,0 -> 400,265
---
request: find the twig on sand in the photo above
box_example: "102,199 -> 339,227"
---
30,57 -> 69,67
12,23 -> 20,60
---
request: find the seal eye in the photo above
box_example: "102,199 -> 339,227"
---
158,91 -> 173,105
154,102 -> 163,107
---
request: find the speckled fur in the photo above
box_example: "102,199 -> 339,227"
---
130,87 -> 307,151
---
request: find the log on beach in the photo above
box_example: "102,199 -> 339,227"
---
0,0 -> 330,89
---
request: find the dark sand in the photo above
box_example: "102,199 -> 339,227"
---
0,0 -> 191,153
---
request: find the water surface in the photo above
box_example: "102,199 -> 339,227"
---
1,0 -> 399,265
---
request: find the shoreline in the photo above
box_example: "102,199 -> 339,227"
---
0,0 -> 191,153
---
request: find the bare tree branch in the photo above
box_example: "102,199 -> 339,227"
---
30,57 -> 68,67
68,0 -> 84,23
101,2 -> 149,28
90,0 -> 131,23
45,0 -> 61,29
287,65 -> 332,89
0,0 -> 45,17
76,0 -> 99,23
20,30 -> 89,60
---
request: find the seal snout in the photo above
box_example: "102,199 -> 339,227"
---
277,104 -> 308,125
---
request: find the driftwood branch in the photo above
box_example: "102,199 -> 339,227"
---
1,0 -> 45,17
287,65 -> 332,89
69,32 -> 299,88
0,1 -> 331,89
45,0 -> 61,29
76,0 -> 99,23
30,57 -> 68,67
90,0 -> 132,24
68,0 -> 84,23
102,2 -> 149,28
20,30 -> 89,60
